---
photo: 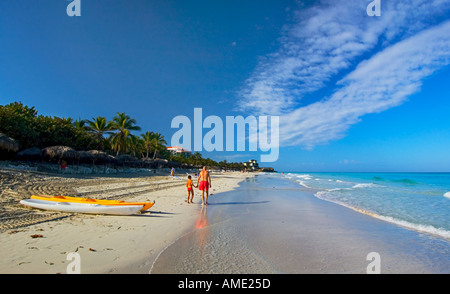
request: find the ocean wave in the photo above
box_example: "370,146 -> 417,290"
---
314,191 -> 450,239
444,192 -> 450,199
374,215 -> 450,239
352,183 -> 378,189
296,174 -> 313,180
327,187 -> 352,192
334,179 -> 353,184
372,176 -> 418,185
395,178 -> 419,185
296,180 -> 312,188
282,173 -> 298,180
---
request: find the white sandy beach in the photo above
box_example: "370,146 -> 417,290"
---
2,167 -> 449,274
0,166 -> 251,274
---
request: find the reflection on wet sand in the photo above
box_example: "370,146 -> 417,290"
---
194,206 -> 209,252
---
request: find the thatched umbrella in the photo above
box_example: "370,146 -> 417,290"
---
168,160 -> 181,168
105,154 -> 120,166
154,158 -> 169,168
16,147 -> 42,161
41,146 -> 79,162
116,154 -> 140,167
141,158 -> 155,168
78,150 -> 94,164
86,150 -> 119,165
0,133 -> 19,153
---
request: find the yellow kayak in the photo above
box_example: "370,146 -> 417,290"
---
30,195 -> 155,211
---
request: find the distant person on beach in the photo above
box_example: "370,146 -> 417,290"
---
170,167 -> 175,177
60,160 -> 67,173
186,175 -> 196,204
197,166 -> 211,206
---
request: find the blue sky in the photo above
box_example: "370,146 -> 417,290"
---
1,0 -> 450,172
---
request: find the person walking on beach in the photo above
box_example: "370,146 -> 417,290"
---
197,166 -> 211,206
170,167 -> 175,177
186,175 -> 196,204
60,160 -> 67,173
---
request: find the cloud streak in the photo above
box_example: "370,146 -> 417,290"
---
281,20 -> 450,148
238,0 -> 450,149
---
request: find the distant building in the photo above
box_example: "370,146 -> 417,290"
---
167,146 -> 191,157
243,159 -> 259,171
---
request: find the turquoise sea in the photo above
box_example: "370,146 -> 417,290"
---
151,173 -> 450,273
282,172 -> 450,239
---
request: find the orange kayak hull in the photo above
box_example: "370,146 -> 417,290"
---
30,195 -> 154,211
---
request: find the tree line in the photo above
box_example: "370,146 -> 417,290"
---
0,102 -> 246,170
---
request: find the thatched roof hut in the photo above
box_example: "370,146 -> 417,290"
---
154,158 -> 169,168
168,160 -> 181,168
41,146 -> 79,162
16,147 -> 42,161
141,158 -> 169,168
141,158 -> 155,168
0,133 -> 19,153
78,150 -> 94,163
87,150 -> 119,165
116,154 -> 140,167
78,150 -> 118,165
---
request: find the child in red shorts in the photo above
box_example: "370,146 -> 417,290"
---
186,175 -> 196,204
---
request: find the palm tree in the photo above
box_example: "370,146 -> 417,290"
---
188,151 -> 203,166
109,112 -> 141,155
72,117 -> 88,131
150,132 -> 167,159
141,131 -> 153,159
86,116 -> 113,150
127,134 -> 144,157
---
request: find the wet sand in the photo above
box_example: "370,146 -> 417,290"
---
0,165 -> 250,273
150,174 -> 450,274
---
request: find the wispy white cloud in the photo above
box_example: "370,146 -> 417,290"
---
240,0 -> 375,115
280,20 -> 450,148
238,0 -> 450,148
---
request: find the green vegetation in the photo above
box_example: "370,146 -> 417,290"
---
0,102 -> 245,170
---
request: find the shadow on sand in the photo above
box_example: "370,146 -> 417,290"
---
136,211 -> 177,217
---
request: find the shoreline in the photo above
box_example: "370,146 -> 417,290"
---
150,173 -> 450,274
284,172 -> 450,241
314,192 -> 450,241
2,167 -> 448,274
0,165 -> 253,274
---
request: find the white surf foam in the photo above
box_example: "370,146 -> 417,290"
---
314,191 -> 450,240
352,183 -> 378,189
296,180 -> 312,188
296,174 -> 313,180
